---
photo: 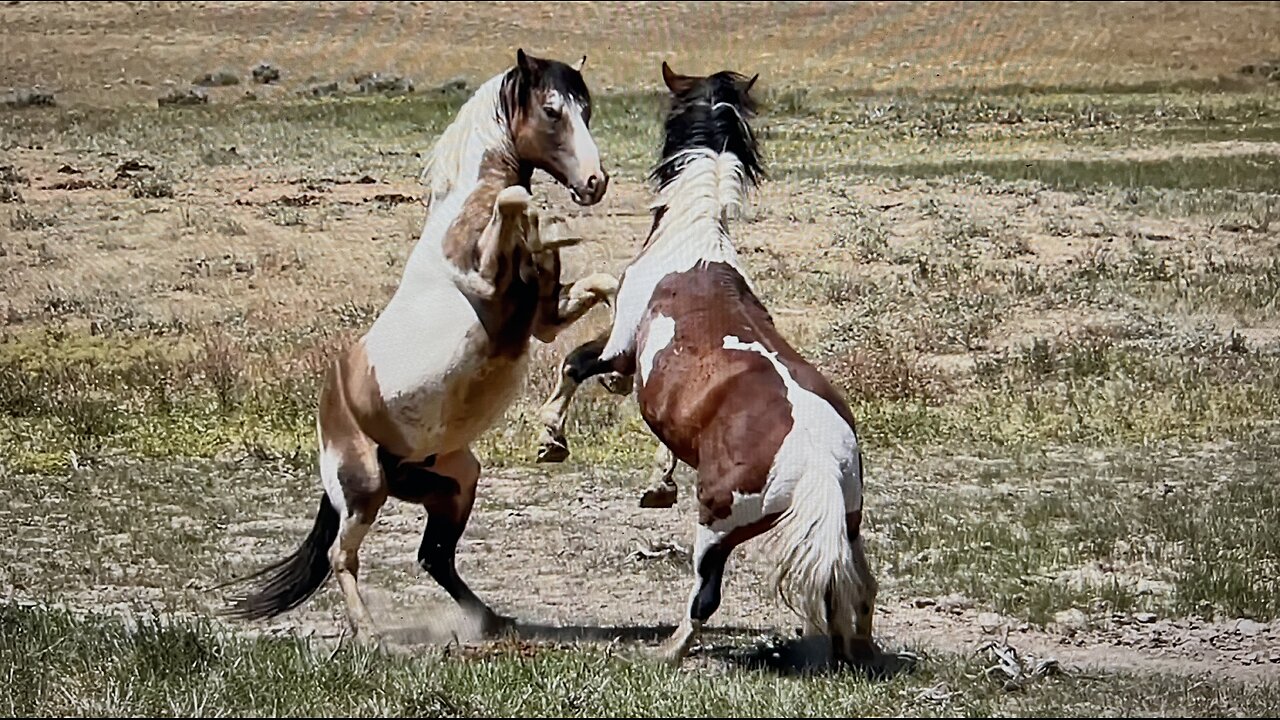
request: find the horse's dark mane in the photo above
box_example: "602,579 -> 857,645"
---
649,71 -> 764,191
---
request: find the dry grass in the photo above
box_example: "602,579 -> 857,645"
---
4,2 -> 1280,107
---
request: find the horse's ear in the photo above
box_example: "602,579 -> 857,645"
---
516,48 -> 535,77
661,61 -> 679,91
662,60 -> 695,94
741,73 -> 759,95
575,55 -> 587,73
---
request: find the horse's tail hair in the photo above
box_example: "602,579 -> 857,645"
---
768,446 -> 871,638
218,493 -> 339,622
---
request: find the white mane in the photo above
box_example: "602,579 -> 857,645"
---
600,148 -> 757,362
400,68 -> 518,289
650,148 -> 752,226
418,69 -> 516,208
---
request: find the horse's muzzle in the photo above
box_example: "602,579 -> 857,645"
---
570,171 -> 609,206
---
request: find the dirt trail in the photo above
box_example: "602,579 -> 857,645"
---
215,467 -> 1279,683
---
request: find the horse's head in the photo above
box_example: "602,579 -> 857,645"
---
651,61 -> 765,195
660,61 -> 759,111
504,49 -> 609,206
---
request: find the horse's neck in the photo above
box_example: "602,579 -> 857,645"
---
602,153 -> 755,363
408,149 -> 522,276
421,70 -> 513,207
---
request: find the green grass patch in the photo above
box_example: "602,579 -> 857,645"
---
3,602 -> 1277,717
5,86 -> 1277,188
866,436 -> 1280,625
0,89 -> 668,184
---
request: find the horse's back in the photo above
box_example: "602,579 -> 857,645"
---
635,260 -> 862,511
644,260 -> 855,425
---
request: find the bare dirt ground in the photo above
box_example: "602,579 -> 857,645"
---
208,463 -> 1280,684
3,0 -> 1280,703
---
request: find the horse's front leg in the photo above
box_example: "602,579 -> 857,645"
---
535,332 -> 635,463
531,271 -> 618,345
455,186 -> 531,299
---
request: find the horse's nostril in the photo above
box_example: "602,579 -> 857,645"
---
585,176 -> 599,192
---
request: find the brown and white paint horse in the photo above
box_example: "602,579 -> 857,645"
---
221,50 -> 618,644
536,63 -> 880,667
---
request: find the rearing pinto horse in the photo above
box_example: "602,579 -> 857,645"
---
221,50 -> 618,644
536,62 -> 880,666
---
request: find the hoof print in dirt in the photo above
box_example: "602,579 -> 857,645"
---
251,62 -> 281,84
194,70 -> 240,87
3,88 -> 55,109
158,87 -> 209,107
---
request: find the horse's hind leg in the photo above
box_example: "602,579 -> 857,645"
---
413,447 -> 513,637
323,440 -> 388,644
655,519 -> 741,666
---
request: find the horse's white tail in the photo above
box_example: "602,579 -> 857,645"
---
769,449 -> 870,637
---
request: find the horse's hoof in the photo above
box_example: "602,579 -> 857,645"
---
639,484 -> 678,508
497,185 -> 532,213
537,437 -> 569,463
649,643 -> 688,667
480,612 -> 518,639
598,372 -> 633,396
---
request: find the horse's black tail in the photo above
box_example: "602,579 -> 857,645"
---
219,493 -> 339,622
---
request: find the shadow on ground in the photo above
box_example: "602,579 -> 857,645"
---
383,610 -> 918,680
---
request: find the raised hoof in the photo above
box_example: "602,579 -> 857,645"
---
496,185 -> 532,214
639,483 -> 678,509
598,371 -> 633,396
536,434 -> 570,464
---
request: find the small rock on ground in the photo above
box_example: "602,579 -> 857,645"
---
194,70 -> 240,87
252,62 -> 281,84
158,87 -> 208,106
3,88 -> 55,109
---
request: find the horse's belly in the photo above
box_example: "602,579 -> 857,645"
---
432,350 -> 528,450
364,297 -> 529,457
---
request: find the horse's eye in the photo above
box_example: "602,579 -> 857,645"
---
543,105 -> 562,120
